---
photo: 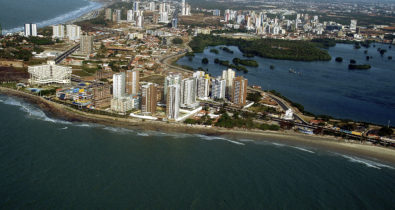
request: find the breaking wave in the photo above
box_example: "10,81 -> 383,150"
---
0,96 -> 71,125
341,155 -> 395,170
194,134 -> 245,145
2,1 -> 103,34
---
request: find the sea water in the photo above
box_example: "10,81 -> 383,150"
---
0,95 -> 394,209
0,0 -> 102,34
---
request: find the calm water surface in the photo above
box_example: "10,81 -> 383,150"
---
177,43 -> 395,126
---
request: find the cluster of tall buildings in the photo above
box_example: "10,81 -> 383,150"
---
159,2 -> 171,23
181,0 -> 191,16
164,69 -> 247,120
111,70 -> 146,113
222,9 -> 359,35
52,24 -> 81,41
105,3 -> 144,28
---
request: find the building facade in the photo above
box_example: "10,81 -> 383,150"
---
141,83 -> 157,114
166,84 -> 180,120
24,23 -> 37,37
28,61 -> 72,85
126,70 -> 139,95
93,85 -> 111,109
232,76 -> 248,106
180,77 -> 197,108
80,35 -> 93,54
211,77 -> 226,100
112,72 -> 126,99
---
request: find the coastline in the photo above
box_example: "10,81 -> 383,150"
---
1,87 -> 395,165
1,0 -> 105,34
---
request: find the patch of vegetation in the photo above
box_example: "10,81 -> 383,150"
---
172,38 -> 183,45
189,35 -> 331,61
202,57 -> 209,64
348,64 -> 371,70
210,48 -> 219,54
335,57 -> 343,62
232,58 -> 259,67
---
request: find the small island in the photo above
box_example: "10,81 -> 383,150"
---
348,64 -> 372,70
209,48 -> 219,54
232,58 -> 259,67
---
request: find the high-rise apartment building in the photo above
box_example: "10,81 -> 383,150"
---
180,78 -> 197,108
166,84 -> 180,120
24,23 -> 37,37
141,83 -> 157,114
80,35 -> 93,54
222,68 -> 235,98
105,8 -> 112,21
93,85 -> 111,109
232,76 -> 248,106
211,77 -> 226,100
350,19 -> 357,31
125,70 -> 139,95
133,1 -> 140,12
148,2 -> 155,11
136,11 -> 144,28
52,25 -> 65,39
127,10 -> 135,22
164,73 -> 182,102
66,25 -> 81,41
112,72 -> 126,99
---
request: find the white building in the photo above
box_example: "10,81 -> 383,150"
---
113,72 -> 126,99
28,61 -> 72,85
66,25 -> 81,41
211,77 -> 226,99
159,11 -> 169,23
350,19 -> 357,31
164,73 -> 182,102
24,23 -> 37,37
166,84 -> 180,120
148,2 -> 155,11
136,11 -> 144,28
133,1 -> 140,12
222,68 -> 235,98
196,76 -> 209,100
181,0 -> 191,16
180,78 -> 197,108
111,97 -> 138,113
52,25 -> 65,39
127,10 -> 135,22
283,109 -> 294,120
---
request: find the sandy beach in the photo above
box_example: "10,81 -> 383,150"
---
1,87 -> 395,165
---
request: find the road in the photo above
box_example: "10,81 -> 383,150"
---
54,44 -> 80,64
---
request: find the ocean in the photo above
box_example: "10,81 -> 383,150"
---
0,95 -> 394,209
177,43 -> 395,126
0,0 -> 102,34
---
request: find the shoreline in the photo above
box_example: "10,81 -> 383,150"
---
1,0 -> 105,34
1,87 -> 395,165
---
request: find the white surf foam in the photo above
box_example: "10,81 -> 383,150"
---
290,146 -> 315,154
2,1 -> 103,34
341,155 -> 395,170
195,134 -> 245,145
272,142 -> 286,147
60,127 -> 68,130
0,96 -> 71,125
137,132 -> 150,137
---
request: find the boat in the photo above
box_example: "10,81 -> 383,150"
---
289,68 -> 296,73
